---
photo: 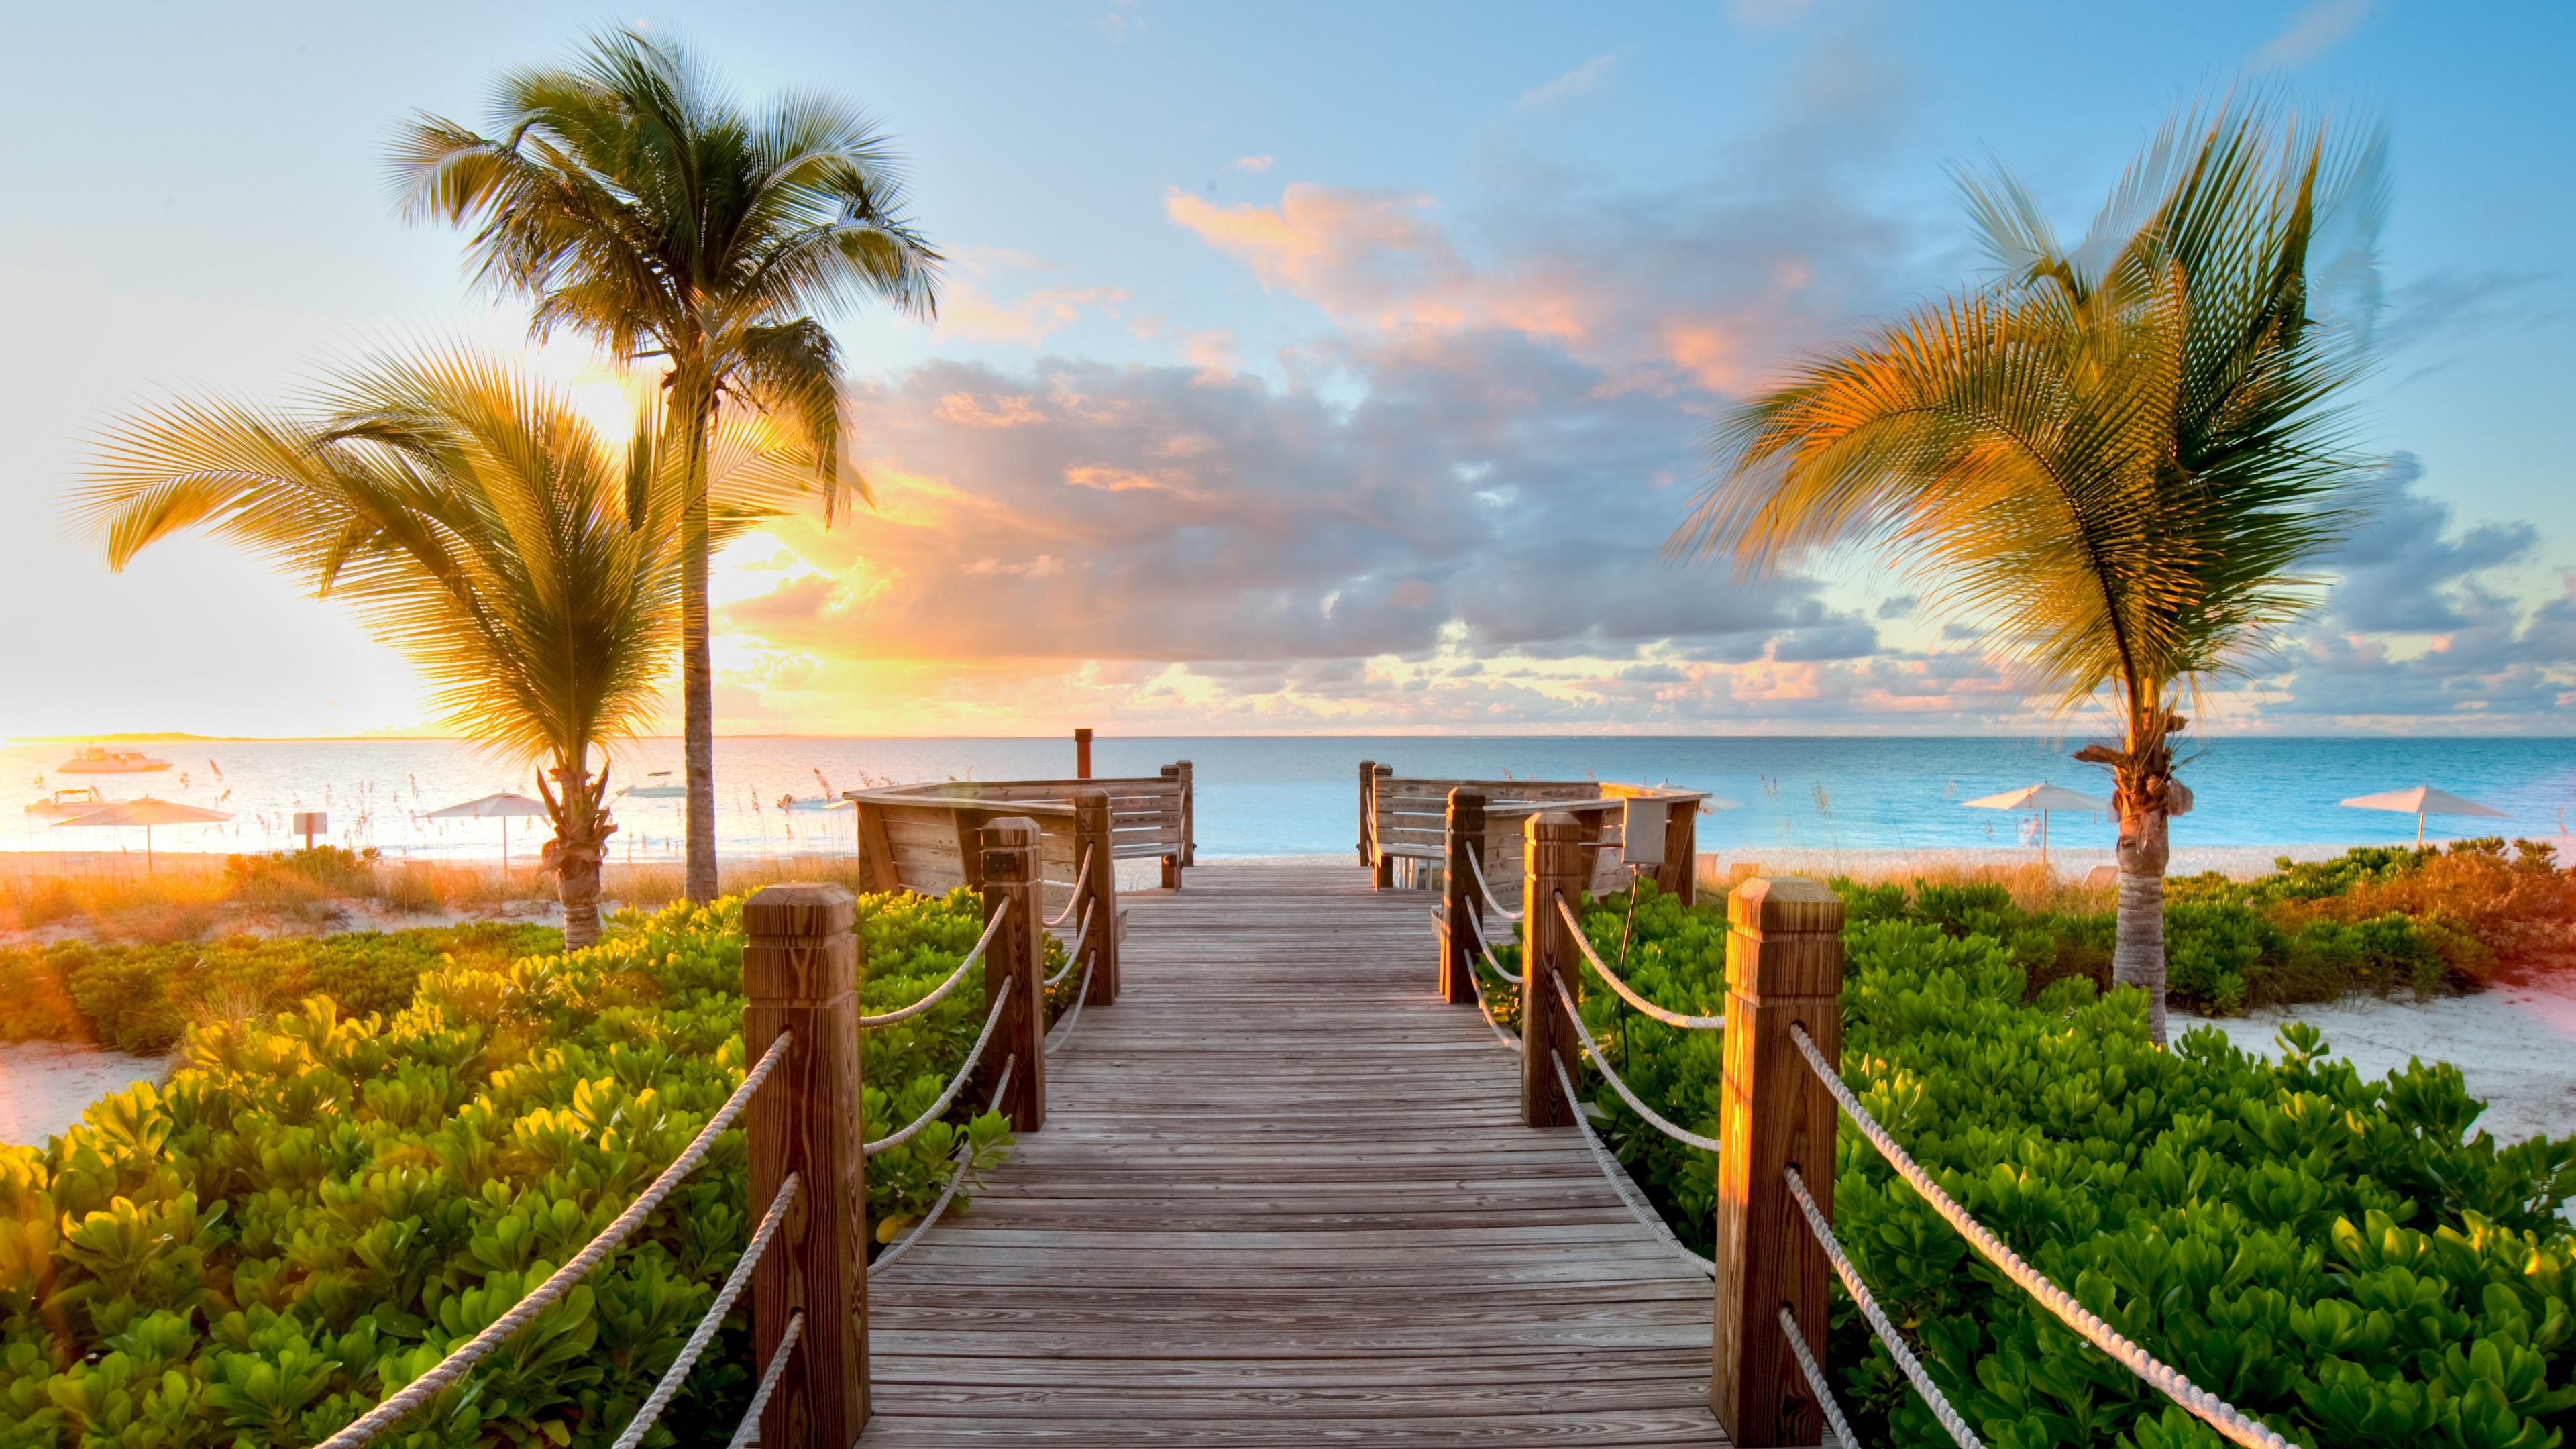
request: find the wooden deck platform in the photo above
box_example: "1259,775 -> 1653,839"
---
864,859 -> 1728,1445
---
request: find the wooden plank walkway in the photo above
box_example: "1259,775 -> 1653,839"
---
864,859 -> 1728,1445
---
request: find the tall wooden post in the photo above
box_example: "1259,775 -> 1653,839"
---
978,818 -> 1047,1132
1660,802 -> 1698,905
1442,788 -> 1487,1004
1073,790 -> 1120,1005
1371,763 -> 1396,890
1175,760 -> 1195,868
1519,812 -> 1585,1127
1074,727 -> 1093,780
1158,765 -> 1183,890
1357,760 -> 1377,867
743,884 -> 868,1446
1711,876 -> 1845,1446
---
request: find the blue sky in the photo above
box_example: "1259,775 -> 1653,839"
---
1,0 -> 2567,736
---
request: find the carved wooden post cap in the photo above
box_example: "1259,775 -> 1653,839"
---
1727,875 -> 1845,934
744,882 -> 856,941
1527,810 -> 1583,842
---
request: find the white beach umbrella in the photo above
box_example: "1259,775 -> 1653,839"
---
2338,784 -> 2508,847
52,796 -> 233,871
1961,782 -> 2111,865
424,792 -> 550,869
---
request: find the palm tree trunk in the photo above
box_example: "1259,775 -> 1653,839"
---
677,364 -> 719,904
541,758 -> 614,950
2111,800 -> 2171,1046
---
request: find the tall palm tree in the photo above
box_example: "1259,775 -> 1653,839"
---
391,28 -> 941,902
1676,99 -> 2385,1044
71,350 -> 809,946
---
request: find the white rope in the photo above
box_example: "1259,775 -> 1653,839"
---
1045,950 -> 1099,1055
1781,1305 -> 1865,1449
871,1055 -> 1014,1277
1046,849 -> 1092,926
1554,897 -> 1726,1030
1785,1165 -> 1982,1449
317,1033 -> 793,1449
867,989 -> 1012,1157
1550,974 -> 1721,1152
1549,1049 -> 1713,1277
609,1173 -> 801,1449
1789,1026 -> 2292,1449
859,900 -> 1008,1028
1466,849 -> 1521,922
722,1310 -> 803,1449
1468,945 -> 1521,1053
1046,911 -> 1090,987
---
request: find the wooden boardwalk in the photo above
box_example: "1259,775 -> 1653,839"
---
864,859 -> 1728,1445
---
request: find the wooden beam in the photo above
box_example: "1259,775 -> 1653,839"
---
1519,812 -> 1584,1128
743,883 -> 868,1445
1711,876 -> 1845,1447
1442,788 -> 1487,1005
1075,790 -> 1120,1005
979,818 -> 1049,1131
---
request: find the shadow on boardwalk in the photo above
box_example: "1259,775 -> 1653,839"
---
865,859 -> 1727,1446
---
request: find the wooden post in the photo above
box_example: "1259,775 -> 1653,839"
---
1711,876 -> 1845,1446
852,799 -> 898,892
1357,760 -> 1377,867
1660,800 -> 1698,905
742,883 -> 868,1446
1074,790 -> 1120,1005
1157,765 -> 1183,890
1074,727 -> 1093,780
1518,811 -> 1585,1127
1442,788 -> 1486,1004
1371,764 -> 1396,890
978,818 -> 1047,1132
1175,760 -> 1195,868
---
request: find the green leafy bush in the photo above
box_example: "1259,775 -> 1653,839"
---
0,888 -> 1014,1449
1512,880 -> 2576,1448
0,923 -> 562,1055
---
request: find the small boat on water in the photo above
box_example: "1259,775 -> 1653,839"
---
777,795 -> 849,812
619,769 -> 686,800
58,746 -> 173,774
23,787 -> 109,818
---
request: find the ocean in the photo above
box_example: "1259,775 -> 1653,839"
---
6,735 -> 2572,868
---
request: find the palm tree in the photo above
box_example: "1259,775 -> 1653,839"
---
391,28 -> 941,903
1676,99 -> 2385,1044
71,350 -> 808,947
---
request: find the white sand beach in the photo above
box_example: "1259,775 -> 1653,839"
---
0,1042 -> 167,1147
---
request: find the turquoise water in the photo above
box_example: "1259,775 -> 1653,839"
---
6,735 -> 2571,863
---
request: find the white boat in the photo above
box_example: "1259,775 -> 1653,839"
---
24,787 -> 109,818
778,795 -> 849,812
58,746 -> 174,774
619,769 -> 687,800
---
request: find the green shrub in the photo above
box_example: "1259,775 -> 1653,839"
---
1499,883 -> 2576,1447
0,889 -> 1013,1449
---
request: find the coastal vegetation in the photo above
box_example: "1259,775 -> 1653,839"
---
0,889 -> 1015,1448
394,28 -> 941,906
1492,876 -> 2576,1448
1682,98 -> 2389,1045
72,352 -> 824,947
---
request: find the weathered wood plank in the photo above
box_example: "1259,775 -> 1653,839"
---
861,857 -> 1725,1446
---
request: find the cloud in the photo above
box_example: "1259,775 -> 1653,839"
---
2253,0 -> 2373,68
1521,54 -> 1615,107
1228,155 -> 1274,172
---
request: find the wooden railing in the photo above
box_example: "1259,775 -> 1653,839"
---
1358,759 -> 1705,902
740,808 -> 1120,1444
846,759 -> 1193,898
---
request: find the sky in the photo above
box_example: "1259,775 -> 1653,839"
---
1,0 -> 2568,739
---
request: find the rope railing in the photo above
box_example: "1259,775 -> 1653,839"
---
1788,1024 -> 2292,1449
1553,898 -> 1726,1030
1548,1049 -> 1714,1277
1548,975 -> 1720,1152
1044,951 -> 1099,1055
1785,1165 -> 1982,1449
317,1032 -> 794,1449
859,900 -> 1010,1029
722,1310 -> 804,1449
1046,849 -> 1093,926
1046,910 -> 1091,987
609,1172 -> 802,1449
871,1055 -> 1014,1277
1780,1306 -> 1863,1449
866,989 -> 1013,1158
1465,849 -> 1521,922
1454,904 -> 1523,1052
